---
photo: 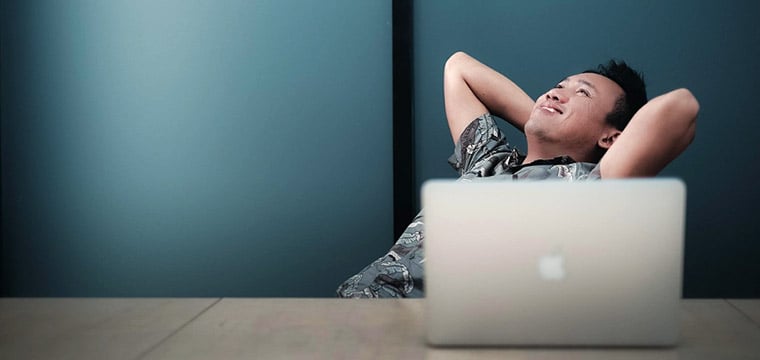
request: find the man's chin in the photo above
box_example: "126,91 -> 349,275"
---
525,115 -> 557,130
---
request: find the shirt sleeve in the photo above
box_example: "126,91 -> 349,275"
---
336,213 -> 425,298
447,114 -> 520,177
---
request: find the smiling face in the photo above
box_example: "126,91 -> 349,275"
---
523,72 -> 625,163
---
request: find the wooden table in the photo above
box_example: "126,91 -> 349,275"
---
1,298 -> 759,359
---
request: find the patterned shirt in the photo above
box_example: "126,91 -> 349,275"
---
336,114 -> 601,298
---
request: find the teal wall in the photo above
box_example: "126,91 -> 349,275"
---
1,1 -> 393,296
413,0 -> 760,297
3,0 -> 759,298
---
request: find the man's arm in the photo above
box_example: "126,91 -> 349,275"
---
599,88 -> 699,178
443,51 -> 535,144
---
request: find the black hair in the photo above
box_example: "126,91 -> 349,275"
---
584,60 -> 647,131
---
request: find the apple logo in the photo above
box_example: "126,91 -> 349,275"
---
538,253 -> 566,281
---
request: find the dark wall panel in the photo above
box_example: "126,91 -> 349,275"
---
413,0 -> 760,297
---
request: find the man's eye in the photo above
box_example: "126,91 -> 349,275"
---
578,89 -> 590,97
555,84 -> 564,89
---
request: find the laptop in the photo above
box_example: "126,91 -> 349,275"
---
422,178 -> 685,346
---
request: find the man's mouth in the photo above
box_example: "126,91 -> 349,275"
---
539,104 -> 564,114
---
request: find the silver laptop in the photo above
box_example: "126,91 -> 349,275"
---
422,178 -> 685,346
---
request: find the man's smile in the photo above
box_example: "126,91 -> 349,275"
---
539,103 -> 564,114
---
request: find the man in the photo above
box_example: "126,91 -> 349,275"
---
337,51 -> 699,298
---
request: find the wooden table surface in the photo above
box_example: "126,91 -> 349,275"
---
1,298 -> 759,359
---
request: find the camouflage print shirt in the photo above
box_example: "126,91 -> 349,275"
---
336,114 -> 602,298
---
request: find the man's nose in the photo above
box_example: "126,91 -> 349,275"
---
546,89 -> 568,103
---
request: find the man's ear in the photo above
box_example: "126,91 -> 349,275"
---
597,130 -> 621,150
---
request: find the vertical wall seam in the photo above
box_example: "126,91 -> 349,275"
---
392,0 -> 415,241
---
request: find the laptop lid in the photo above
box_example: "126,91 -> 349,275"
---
422,179 -> 685,346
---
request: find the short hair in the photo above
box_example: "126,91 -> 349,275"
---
584,60 -> 647,131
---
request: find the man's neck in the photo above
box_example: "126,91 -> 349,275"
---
524,143 -> 592,164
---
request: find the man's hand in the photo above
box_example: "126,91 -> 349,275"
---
443,52 -> 534,144
599,88 -> 699,178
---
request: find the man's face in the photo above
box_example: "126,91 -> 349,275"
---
525,73 -> 624,156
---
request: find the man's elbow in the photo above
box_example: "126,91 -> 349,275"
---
444,51 -> 470,75
669,88 -> 699,145
673,88 -> 700,119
